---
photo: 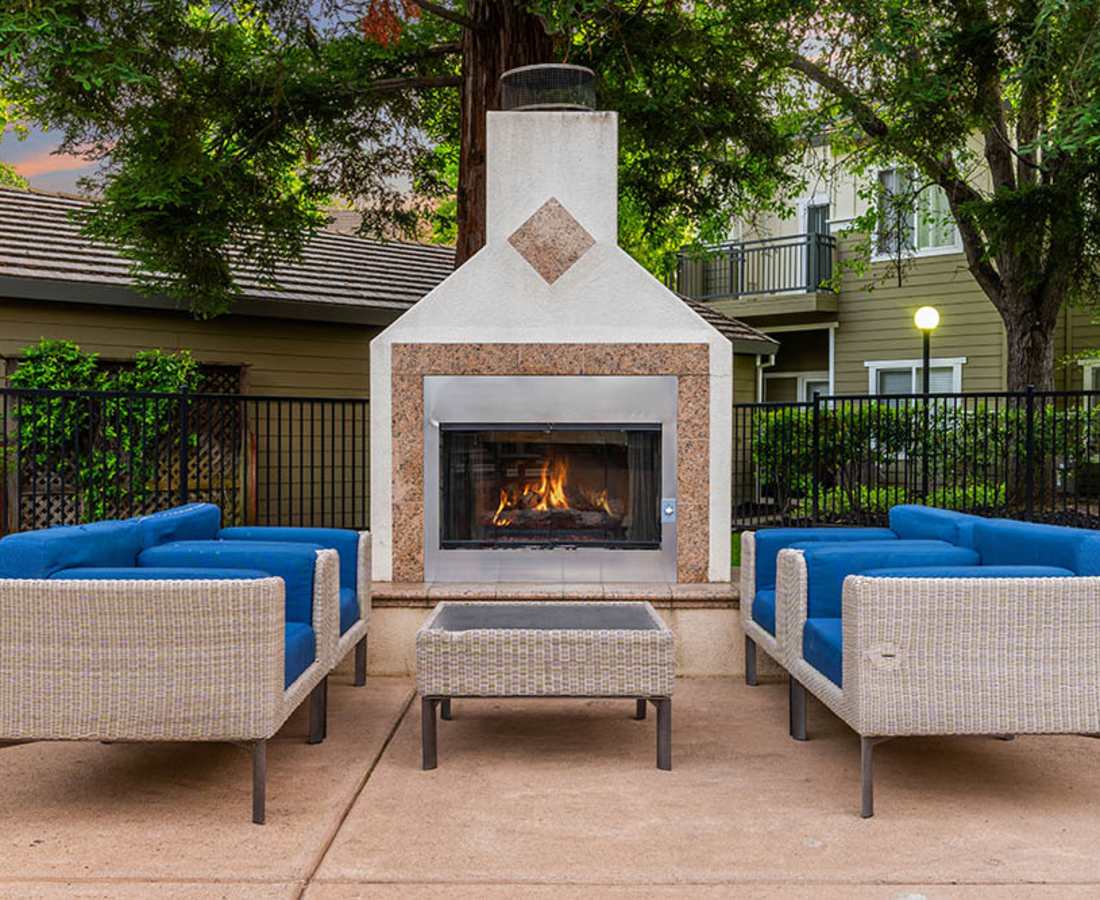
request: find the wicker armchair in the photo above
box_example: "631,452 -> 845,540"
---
0,551 -> 339,824
777,546 -> 1100,817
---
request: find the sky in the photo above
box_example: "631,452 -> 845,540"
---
2,126 -> 97,194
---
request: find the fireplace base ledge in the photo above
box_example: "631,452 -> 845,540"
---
370,580 -> 737,609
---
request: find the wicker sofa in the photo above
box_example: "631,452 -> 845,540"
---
0,505 -> 369,823
743,507 -> 1100,817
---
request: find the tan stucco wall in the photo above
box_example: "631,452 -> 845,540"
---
831,250 -> 1008,394
0,297 -> 380,396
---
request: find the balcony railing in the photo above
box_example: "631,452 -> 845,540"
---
677,233 -> 837,301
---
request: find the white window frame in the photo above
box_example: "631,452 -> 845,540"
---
1078,359 -> 1100,393
762,370 -> 831,403
871,166 -> 963,262
864,357 -> 967,394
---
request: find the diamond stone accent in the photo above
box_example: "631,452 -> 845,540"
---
508,198 -> 595,284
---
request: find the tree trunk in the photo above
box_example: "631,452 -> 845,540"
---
1001,297 -> 1057,391
455,0 -> 553,264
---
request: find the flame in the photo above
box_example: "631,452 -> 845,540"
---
491,455 -> 577,526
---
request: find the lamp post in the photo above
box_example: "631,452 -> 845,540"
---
914,306 -> 940,498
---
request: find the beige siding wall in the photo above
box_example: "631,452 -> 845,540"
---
0,297 -> 379,396
1055,308 -> 1100,391
832,250 -> 1007,394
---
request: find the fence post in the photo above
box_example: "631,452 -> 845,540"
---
179,392 -> 190,506
811,394 -> 821,523
1024,384 -> 1035,521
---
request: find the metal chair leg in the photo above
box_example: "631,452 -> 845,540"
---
252,740 -> 266,825
860,736 -> 890,818
789,676 -> 808,741
440,697 -> 452,720
354,636 -> 367,687
421,697 -> 438,770
308,676 -> 327,744
635,698 -> 647,720
745,636 -> 758,686
653,698 -> 672,770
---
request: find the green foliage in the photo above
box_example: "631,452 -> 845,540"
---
8,339 -> 203,520
752,397 -> 1100,521
0,1 -> 803,308
0,91 -> 28,188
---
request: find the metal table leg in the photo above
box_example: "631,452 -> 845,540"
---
634,699 -> 647,720
651,698 -> 672,770
421,697 -> 438,770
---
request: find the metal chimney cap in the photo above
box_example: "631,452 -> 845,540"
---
500,64 -> 597,112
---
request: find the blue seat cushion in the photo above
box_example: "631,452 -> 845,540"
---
862,565 -> 1075,579
220,527 -> 359,592
0,519 -> 143,579
138,540 -> 323,624
137,503 -> 221,549
750,588 -> 776,635
753,527 -> 896,591
339,587 -> 360,634
971,518 -> 1100,575
284,622 -> 316,689
888,505 -> 981,547
51,566 -> 271,581
799,540 -> 980,619
803,618 -> 842,687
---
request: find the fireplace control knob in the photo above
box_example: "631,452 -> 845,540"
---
661,500 -> 677,524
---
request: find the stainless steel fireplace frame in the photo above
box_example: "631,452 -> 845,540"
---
424,375 -> 678,582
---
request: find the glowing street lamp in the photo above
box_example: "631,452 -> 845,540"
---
914,306 -> 940,395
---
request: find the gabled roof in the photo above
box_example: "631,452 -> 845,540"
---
0,187 -> 454,325
0,187 -> 777,352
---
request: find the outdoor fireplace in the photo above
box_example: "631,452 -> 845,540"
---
371,85 -> 734,585
440,424 -> 661,549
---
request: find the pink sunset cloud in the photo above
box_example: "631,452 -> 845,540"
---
12,148 -> 94,178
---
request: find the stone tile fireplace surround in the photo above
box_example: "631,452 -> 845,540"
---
370,108 -> 733,605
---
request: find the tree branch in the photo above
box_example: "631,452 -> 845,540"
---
365,74 -> 461,93
788,54 -> 889,139
415,0 -> 476,31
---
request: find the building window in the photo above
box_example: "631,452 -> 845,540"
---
1079,360 -> 1100,392
763,371 -> 830,403
876,167 -> 960,257
865,358 -> 966,394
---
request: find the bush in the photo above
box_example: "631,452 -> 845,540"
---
9,340 -> 203,519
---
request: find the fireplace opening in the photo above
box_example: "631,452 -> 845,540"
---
440,424 -> 661,549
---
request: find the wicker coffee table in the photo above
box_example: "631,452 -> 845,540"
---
416,601 -> 676,770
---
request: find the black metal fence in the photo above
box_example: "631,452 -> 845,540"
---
677,232 -> 836,300
733,388 -> 1100,530
0,388 -> 370,534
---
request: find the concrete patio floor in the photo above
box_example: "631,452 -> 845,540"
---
2,667 -> 1100,898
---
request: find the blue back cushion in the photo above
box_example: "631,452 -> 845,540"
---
138,503 -> 221,549
753,527 -> 896,591
800,540 -> 979,619
971,519 -> 1100,574
219,526 -> 359,593
138,540 -> 322,624
888,505 -> 980,547
284,622 -> 316,688
751,589 -> 776,635
803,618 -> 843,687
0,519 -> 143,579
51,566 -> 270,581
862,565 -> 1075,579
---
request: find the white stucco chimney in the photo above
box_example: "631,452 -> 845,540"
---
485,110 -> 618,247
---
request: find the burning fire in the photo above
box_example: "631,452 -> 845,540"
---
491,455 -> 613,527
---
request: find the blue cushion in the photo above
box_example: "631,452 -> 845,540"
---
971,518 -> 1100,575
862,565 -> 1075,579
751,589 -> 776,635
0,519 -> 143,579
339,587 -> 360,634
138,540 -> 323,624
219,527 -> 359,592
799,540 -> 980,619
803,618 -> 842,687
888,505 -> 980,547
50,566 -> 271,581
753,527 -> 896,591
137,503 -> 221,549
284,622 -> 316,688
